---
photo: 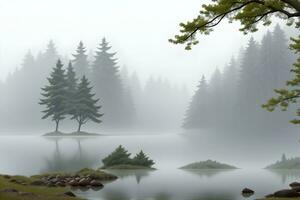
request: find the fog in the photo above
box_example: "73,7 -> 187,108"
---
0,1 -> 300,200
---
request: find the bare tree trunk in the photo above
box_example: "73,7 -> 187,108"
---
77,122 -> 82,132
55,120 -> 59,132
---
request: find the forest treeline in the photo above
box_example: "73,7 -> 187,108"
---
0,38 -> 188,131
183,25 -> 297,131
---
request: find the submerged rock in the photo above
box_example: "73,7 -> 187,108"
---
242,188 -> 254,194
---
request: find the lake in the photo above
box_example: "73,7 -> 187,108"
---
0,131 -> 300,200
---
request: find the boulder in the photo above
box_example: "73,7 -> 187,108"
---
78,178 -> 90,186
292,186 -> 300,192
69,180 -> 79,186
242,188 -> 254,194
273,189 -> 300,197
290,182 -> 300,188
64,191 -> 76,197
90,180 -> 103,187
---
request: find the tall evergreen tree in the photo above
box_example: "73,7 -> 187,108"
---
72,41 -> 89,78
39,60 -> 67,132
236,37 -> 261,128
183,75 -> 209,129
71,76 -> 103,132
66,62 -> 78,115
91,38 -> 125,127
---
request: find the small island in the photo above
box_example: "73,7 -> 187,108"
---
43,131 -> 102,137
180,160 -> 238,170
101,145 -> 155,169
265,154 -> 300,169
0,168 -> 117,200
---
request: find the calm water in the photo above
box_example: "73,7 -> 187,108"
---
0,132 -> 300,200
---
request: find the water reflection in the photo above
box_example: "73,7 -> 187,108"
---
182,169 -> 234,178
105,169 -> 153,184
267,169 -> 300,184
41,137 -> 99,173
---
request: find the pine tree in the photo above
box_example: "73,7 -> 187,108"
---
102,145 -> 131,167
132,150 -> 155,167
91,38 -> 125,127
39,60 -> 67,132
183,75 -> 209,129
71,76 -> 103,132
236,37 -> 261,128
72,41 -> 89,78
66,62 -> 78,115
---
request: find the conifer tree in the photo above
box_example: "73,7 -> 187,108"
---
39,60 -> 67,132
132,150 -> 155,167
72,41 -> 89,78
91,38 -> 125,127
102,145 -> 131,167
66,62 -> 78,115
71,76 -> 102,132
183,75 -> 209,129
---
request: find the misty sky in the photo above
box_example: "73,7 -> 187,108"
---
0,0 -> 292,89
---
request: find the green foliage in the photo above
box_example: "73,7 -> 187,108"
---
102,145 -> 132,167
40,59 -> 102,132
262,35 -> 300,124
102,146 -> 155,168
170,0 -> 300,50
71,76 -> 103,132
132,151 -> 155,167
180,160 -> 237,169
39,60 -> 67,131
65,62 -> 78,116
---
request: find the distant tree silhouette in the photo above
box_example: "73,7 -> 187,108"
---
72,41 -> 89,78
91,38 -> 125,127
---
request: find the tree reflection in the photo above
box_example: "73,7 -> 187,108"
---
40,137 -> 98,173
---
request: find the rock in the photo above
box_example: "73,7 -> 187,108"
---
64,191 -> 76,197
30,180 -> 45,186
290,182 -> 300,188
90,180 -> 103,187
273,189 -> 300,197
69,180 -> 79,186
292,186 -> 300,192
0,188 -> 18,193
78,178 -> 90,186
242,188 -> 254,194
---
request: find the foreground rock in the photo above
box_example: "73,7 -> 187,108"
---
273,189 -> 300,197
290,182 -> 300,188
31,168 -> 116,189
